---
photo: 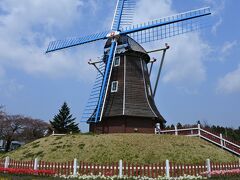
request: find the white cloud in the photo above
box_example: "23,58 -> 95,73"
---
0,66 -> 5,78
211,40 -> 239,62
0,66 -> 23,97
204,0 -> 225,15
217,64 -> 240,94
211,17 -> 222,35
134,0 -> 174,23
204,0 -> 225,35
0,0 -> 101,81
221,41 -> 238,54
133,0 -> 210,88
162,34 -> 209,85
0,0 -> 214,89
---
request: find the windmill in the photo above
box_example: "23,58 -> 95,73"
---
46,0 -> 211,133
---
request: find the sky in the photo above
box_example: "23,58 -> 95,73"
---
0,0 -> 239,132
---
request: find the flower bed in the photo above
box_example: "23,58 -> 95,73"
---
0,167 -> 55,176
58,174 -> 204,179
201,168 -> 240,177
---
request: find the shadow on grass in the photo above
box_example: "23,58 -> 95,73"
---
0,152 -> 6,159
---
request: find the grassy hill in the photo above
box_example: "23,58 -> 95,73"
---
1,134 -> 238,164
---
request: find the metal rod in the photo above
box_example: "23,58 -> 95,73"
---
149,58 -> 156,77
147,44 -> 170,53
149,62 -> 154,76
93,64 -> 104,77
148,44 -> 169,78
88,59 -> 103,64
88,59 -> 104,77
153,49 -> 167,98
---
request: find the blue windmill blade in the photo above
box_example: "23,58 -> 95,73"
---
120,7 -> 211,41
46,31 -> 110,53
128,14 -> 211,44
95,40 -> 118,122
111,0 -> 136,31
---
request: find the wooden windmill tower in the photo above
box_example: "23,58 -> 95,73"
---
46,0 -> 211,133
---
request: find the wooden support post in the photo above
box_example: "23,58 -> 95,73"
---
220,133 -> 223,148
206,159 -> 211,178
119,159 -> 123,178
34,158 -> 39,170
175,125 -> 178,136
73,158 -> 77,177
198,124 -> 201,136
166,159 -> 170,178
4,156 -> 9,168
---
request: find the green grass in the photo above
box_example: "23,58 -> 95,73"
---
0,152 -> 6,159
2,134 -> 238,164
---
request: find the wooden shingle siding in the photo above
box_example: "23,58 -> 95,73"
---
123,54 -> 156,117
142,57 -> 164,120
103,52 -> 163,119
104,55 -> 124,116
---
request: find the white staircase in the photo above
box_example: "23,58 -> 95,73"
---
156,124 -> 240,156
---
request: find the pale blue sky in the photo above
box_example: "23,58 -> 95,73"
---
0,0 -> 239,132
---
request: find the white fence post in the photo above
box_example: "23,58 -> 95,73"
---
4,156 -> 9,168
198,124 -> 201,136
73,158 -> 77,177
220,133 -> 223,148
119,159 -> 123,178
175,125 -> 178,135
165,159 -> 170,178
206,159 -> 211,178
34,158 -> 39,170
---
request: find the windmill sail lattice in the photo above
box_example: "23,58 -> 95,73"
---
46,0 -> 211,133
126,7 -> 211,44
94,40 -> 118,122
81,62 -> 106,122
46,7 -> 210,54
46,31 -> 110,53
111,0 -> 136,30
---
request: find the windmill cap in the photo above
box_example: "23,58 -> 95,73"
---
104,35 -> 150,62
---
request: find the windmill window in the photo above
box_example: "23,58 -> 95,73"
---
111,81 -> 118,92
114,56 -> 120,67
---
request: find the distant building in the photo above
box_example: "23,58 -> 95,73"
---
10,141 -> 25,150
0,140 -> 5,150
0,139 -> 24,151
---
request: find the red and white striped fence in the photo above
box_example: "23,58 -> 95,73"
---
157,124 -> 240,156
0,157 -> 239,178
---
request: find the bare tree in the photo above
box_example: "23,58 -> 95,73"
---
0,111 -> 49,151
0,105 -> 5,119
0,115 -> 24,151
19,117 -> 49,143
